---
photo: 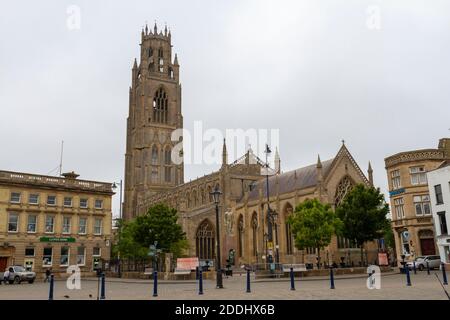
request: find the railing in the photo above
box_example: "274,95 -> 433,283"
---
0,171 -> 113,193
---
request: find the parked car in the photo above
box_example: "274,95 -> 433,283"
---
2,266 -> 36,284
406,256 -> 442,271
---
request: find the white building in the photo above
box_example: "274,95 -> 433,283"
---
427,161 -> 450,269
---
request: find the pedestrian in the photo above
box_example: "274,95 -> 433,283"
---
44,268 -> 51,283
3,268 -> 10,285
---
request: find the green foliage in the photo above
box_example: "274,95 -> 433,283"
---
288,199 -> 343,253
383,218 -> 395,250
115,203 -> 188,259
336,184 -> 390,246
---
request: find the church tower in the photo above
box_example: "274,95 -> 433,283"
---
123,23 -> 184,220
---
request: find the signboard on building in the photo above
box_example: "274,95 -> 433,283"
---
39,237 -> 75,243
176,257 -> 199,270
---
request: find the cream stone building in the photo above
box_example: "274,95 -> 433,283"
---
0,171 -> 114,276
384,138 -> 450,265
123,26 -> 382,268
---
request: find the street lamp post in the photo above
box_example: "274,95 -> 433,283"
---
112,180 -> 123,278
210,185 -> 223,289
264,144 -> 274,269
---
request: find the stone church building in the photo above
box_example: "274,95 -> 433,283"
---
123,26 -> 379,268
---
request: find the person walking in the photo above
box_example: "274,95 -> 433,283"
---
3,268 -> 11,285
44,268 -> 51,283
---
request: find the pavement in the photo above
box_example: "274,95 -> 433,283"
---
0,270 -> 448,300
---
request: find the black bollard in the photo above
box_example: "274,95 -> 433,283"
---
442,263 -> 448,285
426,261 -> 430,275
405,265 -> 412,286
153,271 -> 158,297
330,267 -> 335,289
100,273 -> 106,300
48,274 -> 54,300
246,269 -> 251,293
413,261 -> 417,274
199,270 -> 204,295
290,267 -> 295,291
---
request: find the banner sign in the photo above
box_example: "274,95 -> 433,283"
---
39,237 -> 75,243
378,253 -> 389,266
176,257 -> 199,270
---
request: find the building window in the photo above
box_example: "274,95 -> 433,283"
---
164,147 -> 172,183
64,197 -> 73,207
62,217 -> 71,234
10,192 -> 21,203
238,215 -> 244,258
45,216 -> 55,233
95,199 -> 103,209
27,215 -> 37,233
252,213 -> 258,256
60,247 -> 70,266
94,219 -> 102,235
435,184 -> 444,205
80,198 -> 88,208
391,170 -> 401,189
29,194 -> 39,205
47,195 -> 56,206
195,220 -> 215,260
77,247 -> 86,266
438,212 -> 448,235
410,166 -> 427,185
152,88 -> 168,123
151,167 -> 159,183
93,247 -> 101,269
25,248 -> 35,257
394,198 -> 405,219
8,213 -> 19,232
414,195 -> 432,215
78,217 -> 87,234
337,236 -> 358,249
401,232 -> 410,255
43,247 -> 53,267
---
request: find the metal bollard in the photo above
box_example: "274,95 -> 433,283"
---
405,265 -> 412,286
413,261 -> 417,274
290,267 -> 295,291
442,263 -> 448,285
330,268 -> 335,289
48,274 -> 54,300
198,271 -> 204,295
100,273 -> 106,300
153,271 -> 158,297
426,261 -> 430,275
246,269 -> 251,293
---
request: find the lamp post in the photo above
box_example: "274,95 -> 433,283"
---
112,180 -> 123,278
210,185 -> 223,289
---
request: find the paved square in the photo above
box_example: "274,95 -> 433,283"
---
0,271 -> 448,300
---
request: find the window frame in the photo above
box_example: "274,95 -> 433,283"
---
8,213 -> 19,233
94,218 -> 102,235
391,170 -> 401,189
79,198 -> 88,209
60,246 -> 70,267
28,193 -> 39,205
10,192 -> 21,204
45,215 -> 55,234
394,197 -> 405,219
77,247 -> 86,266
62,216 -> 71,234
47,195 -> 57,206
27,214 -> 37,233
43,247 -> 53,267
78,217 -> 87,235
435,184 -> 444,205
63,197 -> 73,208
94,199 -> 103,210
410,166 -> 427,185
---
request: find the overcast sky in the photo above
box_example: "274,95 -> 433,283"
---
1,0 -> 449,218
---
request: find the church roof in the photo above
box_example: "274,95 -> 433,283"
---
245,158 -> 334,202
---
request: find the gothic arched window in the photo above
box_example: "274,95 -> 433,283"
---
164,147 -> 172,183
196,220 -> 215,260
284,203 -> 294,255
335,176 -> 355,206
238,215 -> 244,258
153,88 -> 168,124
151,145 -> 159,165
252,212 -> 258,256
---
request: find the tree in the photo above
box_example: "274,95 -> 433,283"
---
335,184 -> 390,265
112,219 -> 148,260
132,203 -> 188,255
288,199 -> 343,269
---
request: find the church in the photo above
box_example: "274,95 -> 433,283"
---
122,25 -> 379,268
